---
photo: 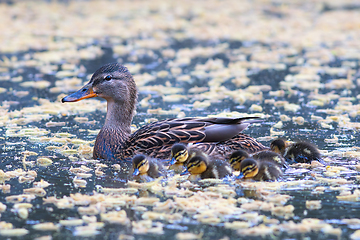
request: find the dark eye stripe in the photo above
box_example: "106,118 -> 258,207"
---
137,160 -> 147,168
175,150 -> 186,158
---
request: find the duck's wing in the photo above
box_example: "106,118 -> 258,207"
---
123,117 -> 260,159
191,132 -> 268,158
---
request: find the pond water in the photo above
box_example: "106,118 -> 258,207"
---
0,1 -> 360,240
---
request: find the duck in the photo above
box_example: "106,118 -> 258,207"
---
252,150 -> 287,168
169,143 -> 220,173
229,149 -> 287,171
182,152 -> 233,181
270,139 -> 322,164
130,154 -> 166,182
228,150 -> 249,171
62,62 -> 267,161
270,138 -> 287,155
238,158 -> 283,181
169,143 -> 191,173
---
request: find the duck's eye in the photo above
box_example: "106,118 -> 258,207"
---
104,75 -> 112,81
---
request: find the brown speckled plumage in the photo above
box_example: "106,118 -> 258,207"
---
62,62 -> 267,162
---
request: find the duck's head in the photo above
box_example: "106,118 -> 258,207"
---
238,158 -> 259,179
229,150 -> 249,171
170,143 -> 188,165
132,154 -> 150,176
62,63 -> 137,105
185,155 -> 208,175
270,139 -> 286,155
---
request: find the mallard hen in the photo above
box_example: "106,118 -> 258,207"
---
62,63 -> 267,161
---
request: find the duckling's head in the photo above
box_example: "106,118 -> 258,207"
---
229,150 -> 249,171
170,143 -> 188,165
185,155 -> 208,174
62,63 -> 137,107
270,139 -> 286,155
239,158 -> 259,179
132,154 -> 150,176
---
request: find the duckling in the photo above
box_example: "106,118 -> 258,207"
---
183,153 -> 232,181
229,149 -> 287,171
252,150 -> 287,169
131,154 -> 166,182
228,150 -> 249,171
284,141 -> 322,164
271,139 -> 322,164
238,158 -> 283,181
270,138 -> 287,155
169,143 -> 208,173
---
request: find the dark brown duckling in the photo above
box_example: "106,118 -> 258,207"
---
252,150 -> 287,169
183,153 -> 232,181
284,141 -> 322,164
238,158 -> 283,181
131,154 -> 166,182
62,62 -> 267,161
271,139 -> 322,164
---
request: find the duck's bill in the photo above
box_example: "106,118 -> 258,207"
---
236,172 -> 244,179
180,169 -> 189,176
317,158 -> 327,166
132,169 -> 140,176
169,158 -> 177,166
61,84 -> 97,102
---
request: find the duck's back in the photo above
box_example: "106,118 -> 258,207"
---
121,117 -> 266,160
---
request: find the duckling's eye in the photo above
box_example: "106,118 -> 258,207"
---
244,166 -> 254,172
104,75 -> 112,81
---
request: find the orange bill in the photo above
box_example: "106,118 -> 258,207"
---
61,84 -> 97,102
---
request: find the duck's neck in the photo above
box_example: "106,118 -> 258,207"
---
93,99 -> 135,160
103,99 -> 134,138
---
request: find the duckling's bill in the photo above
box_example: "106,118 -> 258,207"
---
169,157 -> 177,165
180,169 -> 190,176
236,171 -> 244,179
132,168 -> 140,176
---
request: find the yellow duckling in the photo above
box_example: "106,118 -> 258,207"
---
182,153 -> 232,181
169,143 -> 208,173
238,158 -> 283,181
271,139 -> 323,164
229,149 -> 287,171
228,150 -> 249,171
131,154 -> 166,182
